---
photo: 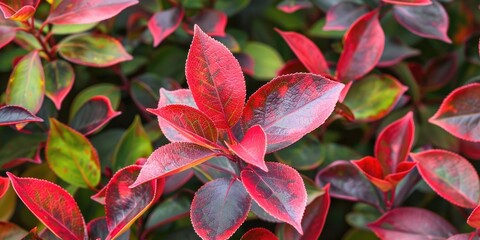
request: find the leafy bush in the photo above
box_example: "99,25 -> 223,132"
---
0,0 -> 480,239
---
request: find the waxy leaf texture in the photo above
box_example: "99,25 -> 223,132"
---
131,142 -> 216,187
7,173 -> 87,240
148,6 -> 184,47
242,73 -> 343,153
186,25 -> 245,129
275,29 -> 329,75
411,149 -> 480,208
0,105 -> 43,126
46,118 -> 101,188
44,60 -> 75,110
226,125 -> 268,171
241,162 -> 307,234
429,83 -> 480,142
336,10 -> 385,82
47,0 -> 138,24
191,178 -> 251,240
369,207 -> 457,239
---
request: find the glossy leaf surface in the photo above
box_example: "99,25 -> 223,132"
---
0,105 -> 43,126
242,73 -> 343,153
149,104 -> 218,148
148,6 -> 184,47
336,10 -> 385,82
343,74 -> 407,122
241,162 -> 307,234
241,228 -> 278,240
69,96 -> 121,135
131,142 -> 216,187
324,2 -> 369,31
411,149 -> 480,208
58,33 -> 132,67
6,51 -> 44,114
7,173 -> 86,240
105,165 -> 163,240
226,125 -> 267,171
46,118 -> 101,188
47,0 -> 138,24
191,178 -> 251,240
275,29 -> 329,74
44,60 -> 75,110
393,1 -> 451,43
429,83 -> 480,142
369,207 -> 457,239
186,25 -> 245,129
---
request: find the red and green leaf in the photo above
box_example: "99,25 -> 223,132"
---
324,2 -> 369,31
241,162 -> 307,234
58,33 -> 132,68
105,165 -> 164,240
368,207 -> 457,239
0,176 -> 9,199
191,178 -> 251,240
336,10 -> 385,82
241,228 -> 278,240
69,96 -> 121,135
429,83 -> 480,142
242,73 -> 344,153
0,105 -> 43,126
275,29 -> 329,75
47,0 -> 138,25
148,6 -> 184,47
182,9 -> 227,37
7,173 -> 86,240
393,1 -> 451,43
46,118 -> 101,188
131,142 -> 217,187
0,0 -> 39,21
44,60 -> 75,110
6,51 -> 45,115
226,125 -> 268,171
0,222 -> 27,239
148,104 -> 218,148
411,149 -> 480,208
186,25 -> 245,129
0,26 -> 15,48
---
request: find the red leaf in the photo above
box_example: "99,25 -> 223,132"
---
0,222 -> 28,239
235,53 -> 255,76
468,205 -> 480,228
148,6 -> 184,47
375,111 -> 415,175
164,169 -> 194,194
105,165 -> 164,240
0,176 -> 9,199
87,217 -> 129,240
275,29 -> 329,74
242,73 -> 344,153
377,38 -> 420,67
429,83 -> 480,142
148,104 -> 218,148
383,0 -> 431,5
131,142 -> 217,187
276,0 -> 312,13
47,0 -> 138,25
191,178 -> 251,240
460,140 -> 480,160
91,185 -> 107,205
0,26 -> 15,48
316,160 -> 380,207
411,149 -> 480,208
241,228 -> 278,240
186,25 -> 245,129
277,59 -> 308,76
70,96 -> 121,135
0,0 -> 39,21
0,105 -> 43,126
226,125 -> 268,171
352,156 -> 393,192
421,53 -> 458,92
336,9 -> 385,82
393,1 -> 451,43
448,233 -> 479,240
324,2 -> 369,31
241,162 -> 307,234
6,172 -> 86,240
277,184 -> 331,240
368,207 -> 457,239
183,9 -> 227,37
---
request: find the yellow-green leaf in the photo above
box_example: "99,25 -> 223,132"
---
46,118 -> 101,188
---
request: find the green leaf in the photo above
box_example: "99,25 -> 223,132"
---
70,83 -> 121,120
243,42 -> 284,80
58,33 -> 132,67
112,116 -> 152,170
6,51 -> 45,114
344,74 -> 407,122
44,60 -> 75,109
51,22 -> 98,35
274,134 -> 325,170
46,118 -> 101,188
